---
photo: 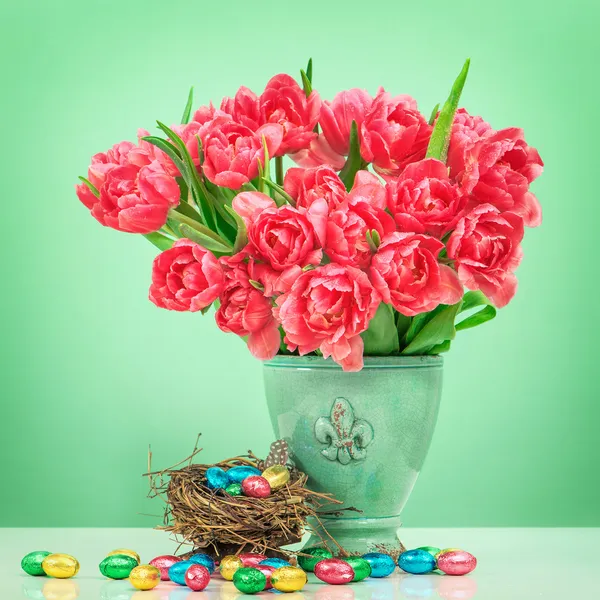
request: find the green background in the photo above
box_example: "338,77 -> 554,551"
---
1,0 -> 598,527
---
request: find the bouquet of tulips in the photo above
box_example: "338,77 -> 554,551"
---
75,60 -> 543,371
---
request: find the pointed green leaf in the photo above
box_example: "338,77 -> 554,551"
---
396,311 -> 411,341
168,209 -> 231,247
173,198 -> 203,222
181,86 -> 194,124
300,69 -> 312,96
427,339 -> 452,354
263,179 -> 294,206
401,301 -> 462,355
306,58 -> 313,83
459,290 -> 489,312
426,58 -> 470,163
143,232 -> 174,251
224,205 -> 248,253
339,121 -> 363,191
78,176 -> 99,197
361,303 -> 400,355
456,305 -> 496,331
178,223 -> 232,254
428,103 -> 440,126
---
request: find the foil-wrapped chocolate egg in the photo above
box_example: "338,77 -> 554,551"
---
99,554 -> 138,580
437,550 -> 477,576
42,554 -> 80,579
261,465 -> 290,490
225,483 -> 242,496
189,553 -> 215,573
417,546 -> 441,557
205,467 -> 230,490
258,558 -> 290,569
362,552 -> 395,578
168,560 -> 194,585
233,567 -> 266,594
129,565 -> 160,590
185,564 -> 211,591
149,555 -> 180,580
239,553 -> 268,567
107,549 -> 140,564
241,476 -> 271,498
255,564 -> 276,589
21,551 -> 52,576
435,547 -> 462,559
226,465 -> 261,483
398,549 -> 436,574
344,557 -> 371,581
270,566 -> 308,592
219,555 -> 244,580
314,558 -> 355,584
297,547 -> 333,572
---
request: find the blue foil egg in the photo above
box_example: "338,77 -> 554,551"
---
398,549 -> 436,575
226,466 -> 262,483
189,553 -> 215,573
168,560 -> 193,585
205,467 -> 230,490
362,552 -> 396,578
258,558 -> 291,569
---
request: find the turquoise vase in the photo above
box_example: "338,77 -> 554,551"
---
263,355 -> 443,555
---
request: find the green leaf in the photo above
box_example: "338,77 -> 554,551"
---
78,176 -> 99,197
428,103 -> 440,126
173,198 -> 203,222
426,58 -> 470,163
181,86 -> 194,124
339,121 -> 363,191
257,134 -> 271,194
306,58 -> 313,83
361,303 -> 400,355
178,223 -> 233,254
224,205 -> 248,253
427,339 -> 452,354
300,69 -> 312,96
263,179 -> 295,206
395,311 -> 411,342
143,232 -> 174,251
401,301 -> 463,355
168,209 -> 232,248
455,291 -> 497,331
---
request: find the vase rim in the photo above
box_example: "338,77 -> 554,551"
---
264,355 -> 443,369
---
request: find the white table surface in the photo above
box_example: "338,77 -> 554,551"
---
1,528 -> 597,599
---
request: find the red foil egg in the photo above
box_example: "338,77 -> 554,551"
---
241,476 -> 271,498
255,564 -> 276,589
149,555 -> 181,581
314,558 -> 355,585
437,550 -> 477,576
185,564 -> 211,591
239,553 -> 268,567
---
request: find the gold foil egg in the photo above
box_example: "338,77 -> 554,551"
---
42,554 -> 80,579
261,464 -> 290,490
271,566 -> 307,592
220,555 -> 244,580
129,564 -> 161,590
107,548 -> 141,564
42,579 -> 79,600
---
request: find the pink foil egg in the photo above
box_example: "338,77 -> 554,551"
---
185,564 -> 211,591
241,476 -> 271,498
239,553 -> 268,567
314,558 -> 355,585
255,564 -> 276,589
149,555 -> 181,580
437,550 -> 477,576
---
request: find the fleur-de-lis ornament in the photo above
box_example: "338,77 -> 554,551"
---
314,397 -> 374,464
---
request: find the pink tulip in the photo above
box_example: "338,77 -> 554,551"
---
216,253 -> 281,360
149,239 -> 224,311
284,165 -> 347,211
259,74 -> 321,154
369,232 -> 463,317
75,130 -> 180,234
386,158 -> 467,238
201,118 -> 283,189
360,89 -> 432,176
447,204 -> 524,307
289,135 -> 345,170
276,263 -> 380,372
320,88 -> 373,155
220,86 -> 261,131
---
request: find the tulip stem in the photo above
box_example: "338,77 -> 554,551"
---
275,156 -> 284,186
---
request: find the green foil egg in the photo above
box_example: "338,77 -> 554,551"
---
417,546 -> 441,557
21,551 -> 52,576
232,567 -> 267,594
297,547 -> 333,572
225,482 -> 242,496
99,554 -> 138,579
344,556 -> 372,581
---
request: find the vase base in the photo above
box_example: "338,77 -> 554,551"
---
306,515 -> 406,557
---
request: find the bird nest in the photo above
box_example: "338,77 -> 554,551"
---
145,437 -> 346,558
